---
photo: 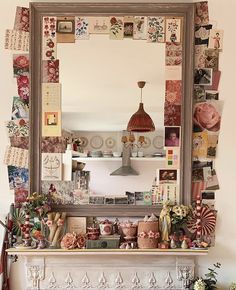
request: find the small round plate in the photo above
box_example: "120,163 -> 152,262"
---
90,136 -> 103,149
105,137 -> 116,149
153,135 -> 164,149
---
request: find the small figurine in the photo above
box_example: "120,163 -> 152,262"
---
159,203 -> 171,242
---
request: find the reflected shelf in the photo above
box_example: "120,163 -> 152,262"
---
72,157 -> 166,161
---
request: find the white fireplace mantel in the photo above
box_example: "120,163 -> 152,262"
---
7,249 -> 208,290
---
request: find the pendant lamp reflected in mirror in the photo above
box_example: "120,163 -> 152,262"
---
127,81 -> 155,132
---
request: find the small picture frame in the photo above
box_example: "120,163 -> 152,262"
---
66,217 -> 87,234
57,19 -> 75,34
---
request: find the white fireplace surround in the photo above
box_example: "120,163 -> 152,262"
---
7,250 -> 208,290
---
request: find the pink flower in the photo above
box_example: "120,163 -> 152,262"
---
138,231 -> 147,238
46,220 -> 53,227
148,230 -> 155,238
14,55 -> 29,69
61,233 -> 78,249
57,218 -> 64,226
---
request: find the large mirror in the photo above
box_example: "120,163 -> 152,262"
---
29,3 -> 194,213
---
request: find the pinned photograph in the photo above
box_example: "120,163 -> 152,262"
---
192,168 -> 204,182
192,131 -> 208,159
194,85 -> 206,103
42,83 -> 61,111
165,126 -> 180,147
205,169 -> 220,190
205,90 -> 219,100
158,169 -> 178,184
195,24 -> 212,46
205,49 -> 219,71
195,1 -> 209,25
194,68 -> 212,85
208,29 -> 224,50
15,188 -> 28,205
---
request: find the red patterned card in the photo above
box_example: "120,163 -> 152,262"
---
42,60 -> 59,83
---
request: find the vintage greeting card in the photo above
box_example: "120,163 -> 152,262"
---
165,42 -> 182,66
6,119 -> 29,137
4,146 -> 28,169
133,16 -> 147,40
208,29 -> 224,50
164,103 -> 181,126
8,165 -> 29,190
66,217 -> 87,234
41,137 -> 67,153
109,16 -> 124,40
42,16 -> 57,60
192,131 -> 208,159
75,17 -> 89,40
195,45 -> 207,69
42,60 -> 59,83
89,17 -> 110,34
42,83 -> 61,111
14,6 -> 29,32
195,1 -> 209,26
195,24 -> 212,46
56,17 -> 75,43
147,16 -> 165,43
42,111 -> 62,137
165,18 -> 182,43
11,96 -> 29,120
10,136 -> 29,150
13,54 -> 29,77
165,147 -> 180,168
165,80 -> 182,105
5,29 -> 29,51
17,74 -> 30,103
41,153 -> 62,181
123,16 -> 134,38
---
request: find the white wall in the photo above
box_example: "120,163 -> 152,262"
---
0,1 -> 236,288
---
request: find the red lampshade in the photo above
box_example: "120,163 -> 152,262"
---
127,81 -> 155,132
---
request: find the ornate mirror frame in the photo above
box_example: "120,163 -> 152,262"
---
29,2 -> 194,210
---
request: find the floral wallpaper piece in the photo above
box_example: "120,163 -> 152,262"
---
41,137 -> 67,153
165,42 -> 182,66
17,74 -> 30,103
10,136 -> 29,150
42,60 -> 59,83
195,1 -> 209,26
75,17 -> 89,40
13,54 -> 29,77
164,103 -> 181,126
147,16 -> 165,43
6,119 -> 29,137
109,16 -> 124,40
42,16 -> 57,60
165,80 -> 182,105
14,6 -> 30,32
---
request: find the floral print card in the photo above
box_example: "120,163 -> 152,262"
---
123,16 -> 134,38
195,1 -> 209,26
14,6 -> 30,32
5,29 -> 29,51
8,165 -> 29,190
10,136 -> 29,150
42,60 -> 59,83
13,54 -> 29,77
41,153 -> 62,181
165,80 -> 182,105
133,16 -> 147,40
166,18 -> 182,43
4,146 -> 29,169
41,137 -> 67,153
89,17 -> 110,34
42,16 -> 57,60
11,96 -> 29,120
147,16 -> 165,43
109,17 -> 124,40
195,45 -> 207,69
17,74 -> 30,103
6,119 -> 29,137
165,42 -> 182,66
164,103 -> 181,126
75,17 -> 89,40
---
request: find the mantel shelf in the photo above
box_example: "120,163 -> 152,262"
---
7,248 -> 209,256
72,157 -> 165,161
51,204 -> 163,216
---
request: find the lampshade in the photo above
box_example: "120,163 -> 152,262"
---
127,81 -> 155,132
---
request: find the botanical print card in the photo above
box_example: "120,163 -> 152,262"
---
109,17 -> 124,40
75,17 -> 89,40
14,6 -> 30,32
207,133 -> 219,158
205,49 -> 219,71
8,165 -> 29,190
5,29 -> 29,51
193,100 -> 223,133
41,153 -> 62,181
195,1 -> 209,26
165,66 -> 182,80
42,111 -> 62,137
41,137 -> 67,153
6,119 -> 29,137
89,17 -> 110,34
123,16 -> 134,38
165,18 -> 182,43
13,54 -> 29,77
133,16 -> 147,40
11,96 -> 29,120
192,131 -> 208,159
10,136 -> 29,150
195,24 -> 212,46
165,147 -> 180,168
42,60 -> 59,83
208,29 -> 224,50
164,103 -> 181,126
56,17 -> 75,43
42,16 -> 57,60
17,74 -> 30,103
41,181 -> 75,205
165,42 -> 182,66
195,45 -> 207,69
42,83 -> 61,111
15,188 -> 28,205
165,80 -> 182,105
147,16 -> 165,43
194,85 -> 206,103
4,146 -> 28,169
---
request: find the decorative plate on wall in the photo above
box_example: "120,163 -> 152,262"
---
105,137 -> 116,149
90,136 -> 104,149
153,135 -> 164,149
80,137 -> 89,147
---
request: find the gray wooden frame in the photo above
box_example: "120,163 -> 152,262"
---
30,2 -> 194,216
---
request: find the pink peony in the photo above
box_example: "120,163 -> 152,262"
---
61,233 -> 78,249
